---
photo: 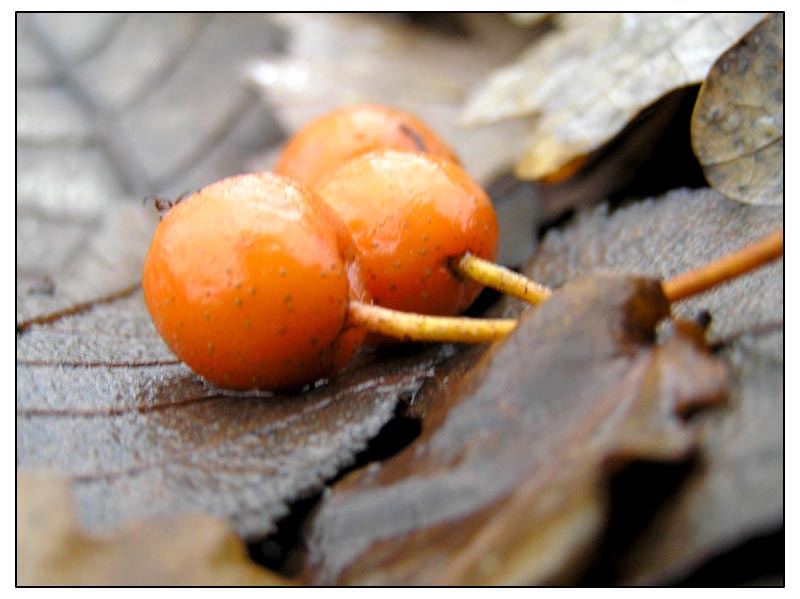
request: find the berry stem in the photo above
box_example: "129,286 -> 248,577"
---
350,229 -> 782,345
453,228 -> 783,307
662,229 -> 783,302
346,301 -> 516,343
450,253 -> 552,304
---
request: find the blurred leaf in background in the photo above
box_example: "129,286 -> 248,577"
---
461,13 -> 763,182
17,471 -> 292,586
691,14 -> 783,206
248,13 -> 545,184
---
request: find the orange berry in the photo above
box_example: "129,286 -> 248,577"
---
142,173 -> 370,390
316,150 -> 499,318
274,103 -> 460,188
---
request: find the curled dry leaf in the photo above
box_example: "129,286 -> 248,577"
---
16,284 -> 471,540
303,275 -> 727,585
249,13 -> 542,183
17,471 -> 290,586
461,13 -> 764,181
515,187 -> 782,583
691,14 -> 783,206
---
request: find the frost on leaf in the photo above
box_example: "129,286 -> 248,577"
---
17,287 -> 467,540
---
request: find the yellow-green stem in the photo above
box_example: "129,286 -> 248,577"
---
348,229 -> 783,345
450,253 -> 552,305
347,301 -> 516,343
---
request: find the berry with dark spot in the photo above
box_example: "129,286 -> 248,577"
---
274,103 -> 460,188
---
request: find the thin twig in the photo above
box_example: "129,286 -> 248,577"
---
662,229 -> 783,302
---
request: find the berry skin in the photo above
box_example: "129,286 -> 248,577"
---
274,103 -> 460,188
142,173 -> 370,390
316,150 -> 499,318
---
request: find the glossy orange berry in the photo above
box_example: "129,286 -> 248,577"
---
142,173 -> 370,390
316,150 -> 499,318
274,103 -> 460,188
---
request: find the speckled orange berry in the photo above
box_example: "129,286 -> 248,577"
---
316,150 -> 499,318
274,103 -> 460,188
142,173 -> 369,390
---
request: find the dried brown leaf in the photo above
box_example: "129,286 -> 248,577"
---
303,275 -> 727,585
16,286 -> 466,539
461,13 -> 763,181
249,13 -> 542,184
17,471 -> 290,586
515,187 -> 783,583
691,14 -> 783,206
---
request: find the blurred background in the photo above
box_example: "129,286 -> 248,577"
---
16,13 -> 541,206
